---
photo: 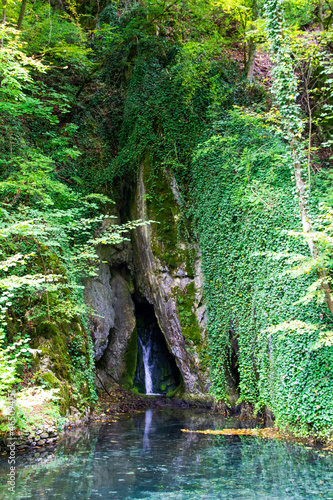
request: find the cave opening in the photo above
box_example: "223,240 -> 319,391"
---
133,297 -> 181,395
224,326 -> 241,408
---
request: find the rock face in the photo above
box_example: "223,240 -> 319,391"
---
84,243 -> 137,387
84,160 -> 210,397
84,262 -> 114,361
131,164 -> 208,394
99,268 -> 136,384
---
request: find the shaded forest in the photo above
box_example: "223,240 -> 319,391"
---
0,0 -> 333,444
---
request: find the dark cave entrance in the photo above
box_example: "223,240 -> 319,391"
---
224,325 -> 241,406
133,297 -> 181,395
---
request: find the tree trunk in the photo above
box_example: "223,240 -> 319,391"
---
292,140 -> 333,312
246,41 -> 256,82
246,0 -> 258,82
291,139 -> 313,254
1,0 -> 6,47
318,0 -> 324,31
265,0 -> 333,314
2,0 -> 6,22
17,0 -> 28,30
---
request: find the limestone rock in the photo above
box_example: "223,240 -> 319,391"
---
84,239 -> 136,387
84,164 -> 209,397
84,262 -> 114,360
131,164 -> 209,394
97,269 -> 136,385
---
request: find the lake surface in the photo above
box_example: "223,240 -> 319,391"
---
0,408 -> 332,499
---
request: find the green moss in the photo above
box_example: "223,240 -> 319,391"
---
49,334 -> 71,378
142,154 -> 194,273
30,317 -> 95,414
175,282 -> 201,345
122,327 -> 138,389
39,322 -> 59,339
41,372 -> 61,387
36,371 -> 71,415
174,282 -> 209,372
166,383 -> 183,398
179,392 -> 215,406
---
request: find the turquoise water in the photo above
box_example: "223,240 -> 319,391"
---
0,408 -> 332,499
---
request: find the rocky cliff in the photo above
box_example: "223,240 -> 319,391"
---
84,159 -> 210,400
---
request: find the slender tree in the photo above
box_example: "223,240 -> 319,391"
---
2,0 -> 6,23
265,0 -> 333,313
318,0 -> 324,30
246,0 -> 258,81
1,0 -> 7,47
17,0 -> 28,29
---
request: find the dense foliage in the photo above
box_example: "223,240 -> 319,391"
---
192,113 -> 333,437
0,1 -> 144,427
0,0 -> 333,438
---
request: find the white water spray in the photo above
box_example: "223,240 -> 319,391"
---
139,336 -> 154,395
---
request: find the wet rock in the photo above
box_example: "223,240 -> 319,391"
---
84,163 -> 209,398
131,165 -> 209,394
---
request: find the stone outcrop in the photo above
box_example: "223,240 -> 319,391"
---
84,161 -> 210,398
84,243 -> 136,387
84,262 -> 114,361
131,164 -> 209,394
98,268 -> 136,384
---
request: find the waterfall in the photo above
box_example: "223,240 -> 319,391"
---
134,315 -> 179,395
139,333 -> 154,395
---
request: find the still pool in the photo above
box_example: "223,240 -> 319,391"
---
0,408 -> 332,499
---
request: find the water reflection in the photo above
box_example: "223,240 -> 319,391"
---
143,408 -> 153,451
0,409 -> 332,499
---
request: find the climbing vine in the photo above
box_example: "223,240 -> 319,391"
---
191,112 -> 333,437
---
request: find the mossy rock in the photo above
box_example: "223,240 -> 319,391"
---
142,154 -> 194,273
174,283 -> 202,347
166,383 -> 183,398
48,333 -> 72,380
38,322 -> 59,339
37,371 -> 72,415
28,316 -> 96,415
41,371 -> 61,388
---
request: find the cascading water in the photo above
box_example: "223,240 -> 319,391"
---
139,333 -> 155,395
133,300 -> 181,395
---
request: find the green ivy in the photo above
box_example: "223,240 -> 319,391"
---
191,112 -> 333,438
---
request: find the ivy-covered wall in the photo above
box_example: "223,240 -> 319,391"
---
191,114 -> 333,438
